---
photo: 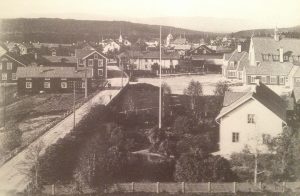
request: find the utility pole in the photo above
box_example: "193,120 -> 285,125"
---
3,81 -> 6,128
73,81 -> 76,129
84,65 -> 88,99
159,26 -> 162,129
254,152 -> 258,184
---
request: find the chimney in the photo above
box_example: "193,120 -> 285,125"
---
237,44 -> 242,53
279,47 -> 284,63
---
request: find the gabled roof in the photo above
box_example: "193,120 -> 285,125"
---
252,37 -> 300,62
216,82 -> 286,123
75,49 -> 107,60
1,53 -> 27,67
245,61 -> 293,76
42,55 -> 77,64
124,50 -> 180,59
16,66 -> 93,78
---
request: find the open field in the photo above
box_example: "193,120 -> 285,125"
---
136,74 -> 292,95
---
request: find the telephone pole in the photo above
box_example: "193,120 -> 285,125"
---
73,81 -> 76,129
159,26 -> 162,129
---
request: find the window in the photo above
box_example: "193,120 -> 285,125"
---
2,73 -> 7,80
232,132 -> 239,143
248,114 -> 255,123
61,82 -> 67,88
279,76 -> 285,85
228,71 -> 236,77
273,55 -> 279,61
270,76 -> 277,84
7,62 -> 12,70
263,54 -> 269,61
98,59 -> 103,67
0,63 -> 2,70
250,76 -> 256,83
12,73 -> 17,80
145,59 -> 148,62
98,69 -> 103,76
45,78 -> 50,81
26,82 -> 32,88
296,78 -> 300,83
44,82 -> 50,89
94,54 -> 98,59
88,59 -> 93,66
262,134 -> 271,144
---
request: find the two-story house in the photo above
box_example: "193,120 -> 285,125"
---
0,49 -> 27,84
245,29 -> 300,88
216,80 -> 287,157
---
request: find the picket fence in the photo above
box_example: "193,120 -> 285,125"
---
43,181 -> 300,195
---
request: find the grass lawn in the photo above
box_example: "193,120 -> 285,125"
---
0,93 -> 85,154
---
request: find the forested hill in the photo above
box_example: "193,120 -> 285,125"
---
0,18 -> 221,43
233,25 -> 300,38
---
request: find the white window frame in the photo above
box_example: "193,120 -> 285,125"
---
232,132 -> 239,143
7,62 -> 12,70
12,73 -> 17,80
98,59 -> 103,67
98,69 -> 103,76
88,59 -> 93,66
2,73 -> 7,80
270,76 -> 277,84
44,82 -> 50,89
248,114 -> 255,124
26,82 -> 32,88
45,77 -> 50,81
61,82 -> 67,88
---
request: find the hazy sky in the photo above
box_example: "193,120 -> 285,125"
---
1,0 -> 300,31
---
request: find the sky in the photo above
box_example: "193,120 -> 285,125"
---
1,0 -> 300,32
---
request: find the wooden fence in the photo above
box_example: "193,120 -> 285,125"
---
43,181 -> 300,195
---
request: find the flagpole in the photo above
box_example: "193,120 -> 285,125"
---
159,26 -> 162,129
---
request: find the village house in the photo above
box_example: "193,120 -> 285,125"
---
16,66 -> 93,94
246,28 -> 300,88
215,80 -> 287,157
0,48 -> 27,84
222,44 -> 248,81
118,50 -> 180,73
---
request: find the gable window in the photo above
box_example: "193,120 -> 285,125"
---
44,82 -> 50,89
98,69 -> 103,76
2,73 -> 7,80
61,82 -> 67,88
12,73 -> 17,80
7,62 -> 12,70
270,76 -> 277,84
94,54 -> 98,59
88,59 -> 93,66
98,59 -> 103,67
248,114 -> 255,123
78,59 -> 84,65
26,82 -> 32,88
232,132 -> 239,143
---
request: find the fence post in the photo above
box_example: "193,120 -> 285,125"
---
181,182 -> 185,193
131,182 -> 134,192
156,182 -> 160,193
233,182 -> 236,193
208,182 -> 211,193
282,182 -> 286,193
51,184 -> 55,195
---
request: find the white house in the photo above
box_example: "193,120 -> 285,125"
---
215,80 -> 287,157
